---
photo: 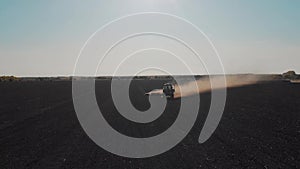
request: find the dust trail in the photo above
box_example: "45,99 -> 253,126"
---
290,80 -> 300,83
174,75 -> 263,98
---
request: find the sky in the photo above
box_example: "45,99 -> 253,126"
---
0,0 -> 299,76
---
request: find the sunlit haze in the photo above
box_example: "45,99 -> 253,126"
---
0,0 -> 299,76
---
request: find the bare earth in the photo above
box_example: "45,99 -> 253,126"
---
0,79 -> 299,169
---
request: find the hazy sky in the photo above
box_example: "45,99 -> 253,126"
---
1,0 -> 299,76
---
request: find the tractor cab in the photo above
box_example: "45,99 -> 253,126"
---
163,83 -> 175,99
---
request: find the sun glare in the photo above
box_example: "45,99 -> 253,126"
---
142,0 -> 178,6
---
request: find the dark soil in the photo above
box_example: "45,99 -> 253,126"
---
0,79 -> 299,169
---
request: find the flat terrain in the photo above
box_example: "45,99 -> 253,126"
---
0,79 -> 299,169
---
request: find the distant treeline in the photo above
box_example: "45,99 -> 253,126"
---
0,76 -> 19,82
0,71 -> 299,82
282,71 -> 300,80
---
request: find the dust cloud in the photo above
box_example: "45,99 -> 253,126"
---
174,75 -> 264,98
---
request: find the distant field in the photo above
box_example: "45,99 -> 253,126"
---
0,79 -> 299,169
